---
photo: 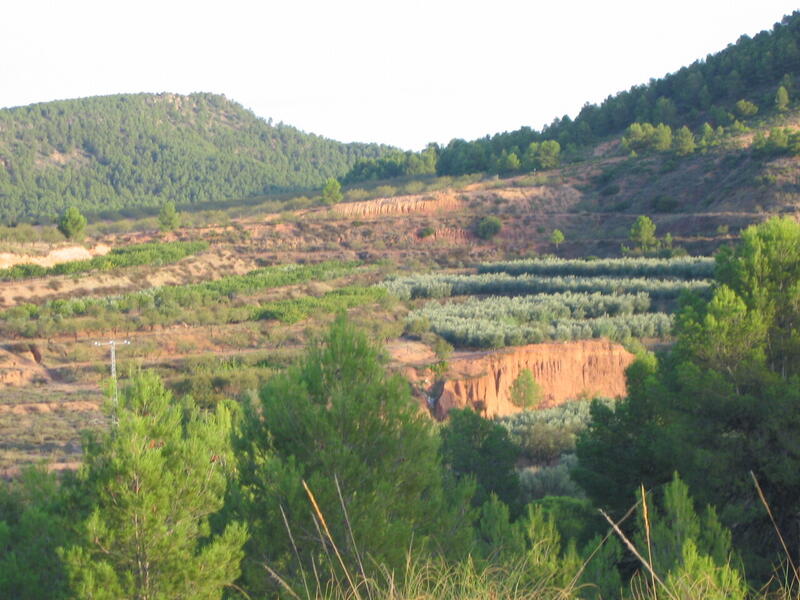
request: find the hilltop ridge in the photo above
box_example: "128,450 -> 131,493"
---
0,92 -> 392,222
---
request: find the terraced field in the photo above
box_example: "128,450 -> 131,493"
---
387,256 -> 714,349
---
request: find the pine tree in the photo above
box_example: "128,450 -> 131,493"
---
510,369 -> 543,408
157,201 -> 180,231
0,467 -> 74,600
234,315 -> 473,594
735,99 -> 758,118
698,122 -> 715,151
537,140 -> 561,169
652,123 -> 673,151
61,372 -> 246,600
673,126 -> 696,156
57,206 -> 87,240
633,475 -> 746,600
576,218 -> 800,577
776,85 -> 790,111
630,215 -> 657,253
321,177 -> 343,204
476,216 -> 502,240
440,409 -> 521,513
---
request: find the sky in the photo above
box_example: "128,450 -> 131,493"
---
2,1 -> 799,150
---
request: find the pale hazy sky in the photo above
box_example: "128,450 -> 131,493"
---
2,1 -> 799,150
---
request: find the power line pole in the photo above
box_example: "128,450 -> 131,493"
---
94,339 -> 130,428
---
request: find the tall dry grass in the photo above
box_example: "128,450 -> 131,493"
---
257,475 -> 800,600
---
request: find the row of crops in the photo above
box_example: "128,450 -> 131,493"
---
381,272 -> 711,301
0,241 -> 209,281
0,261 -> 360,338
406,293 -> 673,348
382,256 -> 714,349
411,311 -> 673,348
478,256 -> 716,279
254,286 -> 387,323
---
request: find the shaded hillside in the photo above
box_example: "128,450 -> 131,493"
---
0,92 -> 391,221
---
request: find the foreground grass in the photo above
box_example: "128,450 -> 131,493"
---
269,555 -> 573,600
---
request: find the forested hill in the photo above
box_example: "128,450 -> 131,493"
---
418,10 -> 800,178
0,92 -> 392,222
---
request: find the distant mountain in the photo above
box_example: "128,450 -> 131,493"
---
0,92 -> 392,222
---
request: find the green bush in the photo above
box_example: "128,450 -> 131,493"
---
510,369 -> 542,409
254,286 -> 386,324
476,216 -> 502,240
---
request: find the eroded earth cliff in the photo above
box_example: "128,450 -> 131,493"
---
434,340 -> 635,419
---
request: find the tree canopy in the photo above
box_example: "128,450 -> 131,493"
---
320,177 -> 343,204
157,201 -> 180,231
0,93 -> 392,222
60,371 -> 247,600
234,315 -> 472,594
57,207 -> 87,240
575,216 -> 800,578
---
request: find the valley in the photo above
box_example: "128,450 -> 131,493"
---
0,135 -> 787,472
4,11 -> 800,598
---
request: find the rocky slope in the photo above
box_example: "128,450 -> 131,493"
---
434,340 -> 635,419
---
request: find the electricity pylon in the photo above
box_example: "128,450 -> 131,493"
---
93,339 -> 130,427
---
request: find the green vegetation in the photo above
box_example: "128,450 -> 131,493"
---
735,98 -> 759,118
61,372 -> 246,599
0,240 -> 208,281
672,125 -> 696,156
549,229 -> 564,249
0,467 -> 74,599
510,370 -> 542,409
5,219 -> 800,599
440,408 -> 521,514
320,177 -> 343,205
406,291 -> 662,348
500,398 -> 616,463
575,216 -> 800,579
57,207 -> 87,241
776,84 -> 790,111
254,285 -> 387,323
523,140 -> 561,170
157,201 -> 180,231
414,310 -> 672,348
386,256 -> 713,348
234,315 -> 473,594
342,146 -> 437,184
478,256 -> 715,279
0,93 -> 391,221
383,271 -> 710,300
751,125 -> 800,157
423,12 -> 800,179
6,13 -> 800,600
622,123 -> 673,154
0,260 -> 358,338
476,216 -> 502,240
628,215 -> 657,253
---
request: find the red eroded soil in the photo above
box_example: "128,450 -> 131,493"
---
434,340 -> 635,419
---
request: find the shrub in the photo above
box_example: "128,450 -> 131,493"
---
510,369 -> 542,409
519,456 -> 584,501
476,216 -> 502,240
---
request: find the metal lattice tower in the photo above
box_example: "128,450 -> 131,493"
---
93,339 -> 130,427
